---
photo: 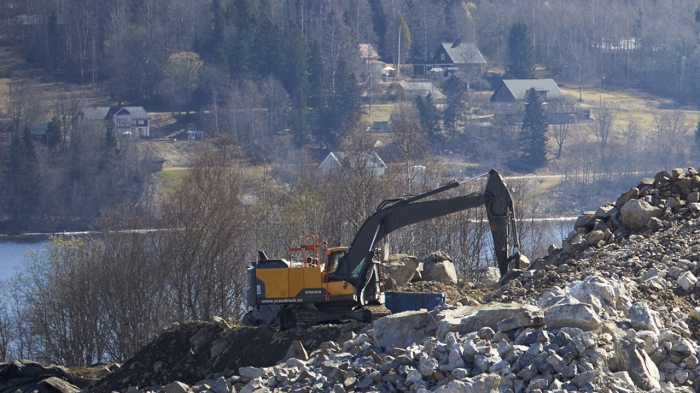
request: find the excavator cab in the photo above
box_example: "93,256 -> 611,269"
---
325,247 -> 347,273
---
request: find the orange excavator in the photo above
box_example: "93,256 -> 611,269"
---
242,169 -> 522,329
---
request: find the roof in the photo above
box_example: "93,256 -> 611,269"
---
398,82 -> 436,91
440,42 -> 486,65
319,152 -> 387,171
81,107 -> 110,121
358,43 -> 379,60
498,79 -> 565,101
396,82 -> 446,100
29,123 -> 48,135
82,106 -> 150,120
109,106 -> 150,119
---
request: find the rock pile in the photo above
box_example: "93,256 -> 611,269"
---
0,360 -> 83,393
9,168 -> 700,393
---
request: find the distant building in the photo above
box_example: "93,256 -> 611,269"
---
432,41 -> 487,75
358,43 -> 385,75
393,82 -> 445,102
412,41 -> 487,77
187,130 -> 204,140
319,151 -> 387,177
80,106 -> 151,139
29,123 -> 48,141
490,79 -> 565,116
148,157 -> 166,173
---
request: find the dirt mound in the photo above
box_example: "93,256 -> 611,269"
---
91,319 -> 366,393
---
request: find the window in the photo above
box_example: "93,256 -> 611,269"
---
440,54 -> 445,61
131,120 -> 136,125
138,120 -> 144,125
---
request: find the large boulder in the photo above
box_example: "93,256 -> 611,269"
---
629,302 -> 660,335
373,310 -> 438,350
568,275 -> 629,313
620,199 -> 663,231
544,303 -> 602,331
383,254 -> 421,286
435,303 -> 540,340
422,260 -> 458,285
613,338 -> 661,391
473,267 -> 501,289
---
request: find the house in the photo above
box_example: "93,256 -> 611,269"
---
358,43 -> 385,75
490,79 -> 565,116
29,123 -> 48,141
187,130 -> 204,140
80,106 -> 151,139
319,151 -> 387,177
433,41 -> 487,76
393,82 -> 446,101
148,157 -> 166,173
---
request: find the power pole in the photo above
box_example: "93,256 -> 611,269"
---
397,26 -> 401,79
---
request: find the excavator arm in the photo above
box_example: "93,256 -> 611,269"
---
331,169 -> 519,303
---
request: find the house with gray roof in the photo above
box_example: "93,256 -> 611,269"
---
80,106 -> 151,139
432,41 -> 487,76
393,82 -> 445,102
490,79 -> 565,116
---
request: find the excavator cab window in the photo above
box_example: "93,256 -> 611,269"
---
326,250 -> 346,273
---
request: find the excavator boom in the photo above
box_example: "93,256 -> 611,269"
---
332,169 -> 519,302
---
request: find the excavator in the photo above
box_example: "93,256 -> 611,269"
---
242,169 -> 522,329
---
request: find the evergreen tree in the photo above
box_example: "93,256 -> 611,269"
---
229,0 -> 258,79
416,93 -> 441,144
520,88 -> 548,168
386,13 -> 411,66
282,24 -> 311,147
205,0 -> 229,75
307,41 -> 328,113
255,9 -> 281,78
46,116 -> 61,150
315,60 -> 362,148
5,127 -> 40,220
507,22 -> 536,79
368,0 -> 388,58
47,10 -> 66,72
442,75 -> 469,133
333,61 -> 362,126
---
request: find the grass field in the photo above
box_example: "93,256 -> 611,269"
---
155,169 -> 186,195
363,104 -> 395,123
559,86 -> 700,129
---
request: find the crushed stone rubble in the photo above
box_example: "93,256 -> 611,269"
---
8,168 -> 700,393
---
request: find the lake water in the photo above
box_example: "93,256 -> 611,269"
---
0,237 -> 51,283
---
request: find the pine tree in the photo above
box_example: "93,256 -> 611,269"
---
46,116 -> 61,150
442,75 -> 468,133
386,13 -> 411,66
368,0 -> 388,58
47,10 -> 66,72
5,127 -> 40,220
507,22 -> 535,79
520,88 -> 548,168
416,93 -> 441,144
205,0 -> 229,75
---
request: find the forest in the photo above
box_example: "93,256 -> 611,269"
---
4,0 -> 700,364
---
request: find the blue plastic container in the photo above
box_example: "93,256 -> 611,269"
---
384,292 -> 446,314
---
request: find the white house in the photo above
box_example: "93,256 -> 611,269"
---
81,106 -> 151,139
319,151 -> 387,177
